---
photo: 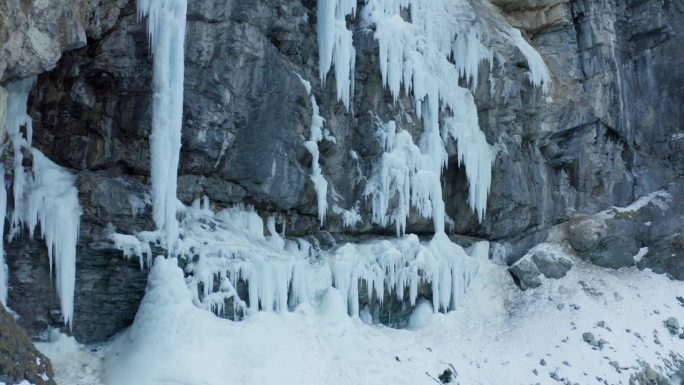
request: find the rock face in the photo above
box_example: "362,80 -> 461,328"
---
0,305 -> 55,385
0,0 -> 682,342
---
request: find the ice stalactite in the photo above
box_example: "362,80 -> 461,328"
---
5,78 -> 81,327
332,232 -> 479,315
319,0 -> 551,228
138,0 -> 188,252
317,0 -> 356,110
112,197 -> 484,320
365,0 -> 496,228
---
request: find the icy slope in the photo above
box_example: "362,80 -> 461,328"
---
39,245 -> 684,385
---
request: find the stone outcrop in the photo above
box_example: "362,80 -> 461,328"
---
509,244 -> 573,289
0,304 -> 55,385
0,0 -> 681,343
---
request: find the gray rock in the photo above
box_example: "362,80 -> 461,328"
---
0,304 -> 55,385
665,317 -> 680,335
582,332 -> 600,348
509,246 -> 572,289
0,85 -> 7,142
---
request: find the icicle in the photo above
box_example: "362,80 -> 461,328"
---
339,0 -> 551,227
22,150 -> 81,327
138,0 -> 187,252
330,233 -> 480,316
504,27 -> 551,93
317,0 -> 356,109
364,120 -> 446,236
5,78 -> 81,327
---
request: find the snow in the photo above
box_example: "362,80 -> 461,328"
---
108,232 -> 152,270
39,244 -> 684,385
611,190 -> 671,214
633,246 -> 649,263
137,0 -> 187,252
36,331 -> 104,385
407,299 -> 433,329
332,204 -> 362,228
5,78 -> 81,327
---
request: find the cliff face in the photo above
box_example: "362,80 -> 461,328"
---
0,0 -> 682,343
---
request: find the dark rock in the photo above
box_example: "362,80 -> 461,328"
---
509,245 -> 572,289
664,317 -> 680,335
0,304 -> 55,385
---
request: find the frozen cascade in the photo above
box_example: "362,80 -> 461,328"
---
138,0 -> 188,251
4,78 -> 81,327
317,0 -> 356,110
319,0 -> 550,226
113,198 -> 483,320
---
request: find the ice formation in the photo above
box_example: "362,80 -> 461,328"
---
113,198 -> 481,320
138,0 -> 188,251
319,0 -> 550,227
317,0 -> 356,109
5,78 -> 81,327
301,82 -> 329,224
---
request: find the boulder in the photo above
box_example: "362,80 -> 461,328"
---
509,244 -> 572,289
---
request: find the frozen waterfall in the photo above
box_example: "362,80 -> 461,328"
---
4,78 -> 81,327
317,0 -> 551,229
138,0 -> 188,251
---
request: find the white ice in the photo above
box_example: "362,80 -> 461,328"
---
137,0 -> 187,252
317,0 -> 356,110
5,78 -> 81,327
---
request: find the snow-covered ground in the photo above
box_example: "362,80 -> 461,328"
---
36,245 -> 684,385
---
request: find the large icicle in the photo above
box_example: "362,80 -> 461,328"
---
5,78 -> 81,327
317,0 -> 356,109
138,0 -> 188,251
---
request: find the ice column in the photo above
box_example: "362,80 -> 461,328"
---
138,0 -> 188,251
